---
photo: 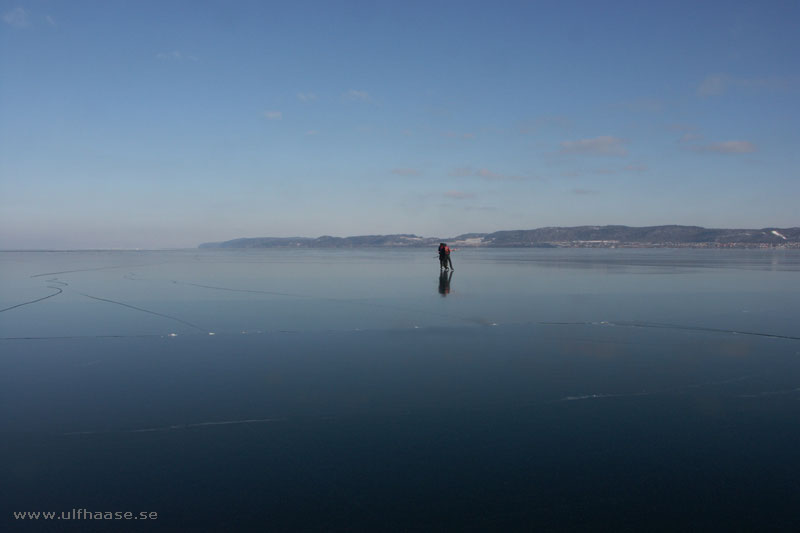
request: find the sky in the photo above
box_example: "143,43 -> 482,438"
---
1,0 -> 798,249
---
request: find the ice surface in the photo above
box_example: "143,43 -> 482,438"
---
1,248 -> 799,339
2,248 -> 799,530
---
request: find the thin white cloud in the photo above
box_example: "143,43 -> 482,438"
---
448,167 -> 474,177
678,132 -> 703,143
698,73 -> 793,97
305,130 -> 319,136
45,15 -> 56,26
443,191 -> 474,199
157,50 -> 183,60
155,50 -> 197,62
449,166 -> 526,181
668,123 -> 697,132
559,136 -> 628,156
344,89 -> 370,102
3,7 -> 28,27
518,115 -> 571,134
737,76 -> 792,91
390,168 -> 420,176
572,188 -> 599,195
463,205 -> 499,211
593,168 -> 616,175
297,92 -> 317,102
623,164 -> 648,172
445,131 -> 476,140
690,141 -> 757,154
476,168 -> 503,180
613,98 -> 664,112
426,106 -> 451,119
478,169 -> 527,181
263,111 -> 282,120
668,125 -> 702,143
698,74 -> 729,96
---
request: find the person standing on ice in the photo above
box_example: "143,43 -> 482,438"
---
445,243 -> 454,270
438,243 -> 454,271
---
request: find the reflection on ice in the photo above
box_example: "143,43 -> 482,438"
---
2,248 -> 799,339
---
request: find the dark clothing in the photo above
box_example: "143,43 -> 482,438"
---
438,244 -> 448,269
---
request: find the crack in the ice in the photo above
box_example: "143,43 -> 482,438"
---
551,392 -> 650,402
539,321 -> 800,341
63,417 -> 286,436
0,286 -> 63,314
31,263 -> 163,278
0,334 -> 172,340
176,281 -> 301,298
79,293 -> 205,332
552,373 -> 763,403
738,387 -> 800,398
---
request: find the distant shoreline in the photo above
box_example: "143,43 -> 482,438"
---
199,225 -> 800,250
3,225 -> 800,251
2,245 -> 799,252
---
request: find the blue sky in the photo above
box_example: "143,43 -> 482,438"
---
1,0 -> 798,249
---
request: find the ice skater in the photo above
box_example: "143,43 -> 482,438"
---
438,243 -> 448,270
444,243 -> 454,271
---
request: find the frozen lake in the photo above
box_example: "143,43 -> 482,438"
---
2,248 -> 800,530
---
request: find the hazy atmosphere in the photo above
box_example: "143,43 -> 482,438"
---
1,0 -> 798,248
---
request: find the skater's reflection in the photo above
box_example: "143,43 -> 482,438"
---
438,270 -> 453,296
